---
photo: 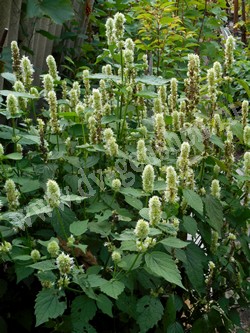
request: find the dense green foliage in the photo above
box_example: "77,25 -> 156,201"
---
0,4 -> 250,333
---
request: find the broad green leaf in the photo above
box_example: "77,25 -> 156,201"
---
160,237 -> 189,249
124,195 -> 143,210
39,0 -> 74,24
136,75 -> 168,86
96,294 -> 113,317
0,90 -> 37,98
26,0 -> 42,17
203,195 -> 223,233
210,135 -> 224,149
86,275 -> 107,288
61,194 -> 86,202
100,280 -> 125,299
35,289 -> 66,326
182,216 -> 197,237
71,295 -> 97,327
1,72 -> 16,83
136,295 -> 164,333
13,255 -> 31,261
237,79 -> 250,98
116,293 -> 137,319
88,73 -> 120,81
25,199 -> 53,218
118,253 -> 143,271
139,208 -> 150,221
20,179 -> 40,193
167,322 -> 184,333
182,189 -> 203,215
145,252 -> 184,289
29,259 -> 55,271
136,90 -> 158,99
4,153 -> 22,160
183,243 -> 207,293
70,220 -> 88,236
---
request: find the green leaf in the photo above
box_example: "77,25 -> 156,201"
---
136,90 -> 158,99
139,208 -> 150,221
61,194 -> 86,202
237,79 -> 250,98
96,294 -> 113,317
71,296 -> 97,328
203,195 -> 223,233
124,195 -> 143,210
118,253 -> 143,271
167,322 -> 184,333
160,237 -> 189,249
26,0 -> 42,17
29,259 -> 56,271
182,216 -> 197,237
0,90 -> 38,99
39,0 -> 74,24
4,153 -> 22,160
1,72 -> 16,83
100,280 -> 125,299
69,220 -> 88,236
35,289 -> 66,326
182,189 -> 203,215
183,243 -> 207,293
136,295 -> 164,333
145,252 -> 185,289
136,75 -> 168,86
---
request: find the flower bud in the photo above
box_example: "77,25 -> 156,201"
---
56,252 -> 74,275
142,164 -> 155,194
149,196 -> 162,226
45,180 -> 61,208
47,240 -> 60,257
112,179 -> 121,192
134,219 -> 150,240
31,249 -> 41,262
111,251 -> 121,263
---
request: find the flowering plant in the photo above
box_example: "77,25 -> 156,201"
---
0,13 -> 249,333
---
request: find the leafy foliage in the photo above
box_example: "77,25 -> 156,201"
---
0,7 -> 249,333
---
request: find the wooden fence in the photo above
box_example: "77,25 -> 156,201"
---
0,0 -> 94,88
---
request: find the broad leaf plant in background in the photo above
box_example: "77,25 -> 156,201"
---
0,11 -> 249,333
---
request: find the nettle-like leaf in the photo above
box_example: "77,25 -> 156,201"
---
145,252 -> 185,289
136,295 -> 164,333
71,295 -> 97,330
100,280 -> 125,299
182,189 -> 203,215
203,195 -> 223,234
35,289 -> 67,326
96,294 -> 113,317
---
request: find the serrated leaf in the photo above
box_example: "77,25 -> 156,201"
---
0,90 -> 37,98
136,75 -> 168,86
203,195 -> 223,233
71,295 -> 97,328
100,280 -> 125,299
160,237 -> 189,248
1,72 -> 16,83
182,189 -> 203,215
69,220 -> 88,236
136,90 -> 158,99
182,216 -> 197,237
124,195 -> 143,210
4,153 -> 22,160
136,295 -> 164,333
35,289 -> 66,326
183,243 -> 207,293
96,294 -> 113,317
145,252 -> 185,289
139,208 -> 150,221
29,259 -> 56,271
118,253 -> 143,271
61,194 -> 86,202
39,0 -> 74,24
167,322 -> 184,333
